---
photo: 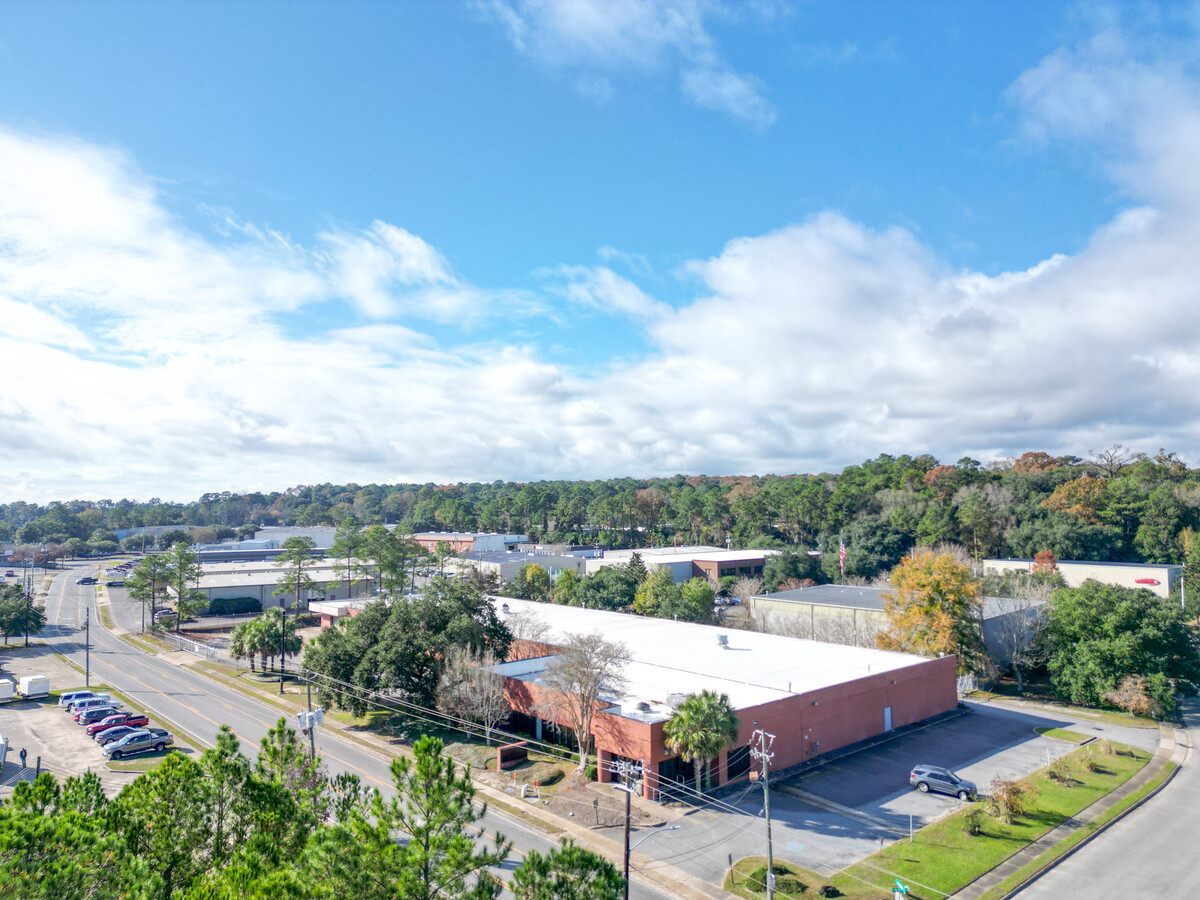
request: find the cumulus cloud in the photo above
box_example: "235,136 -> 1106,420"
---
6,15 -> 1200,501
474,0 -> 776,126
562,26 -> 1200,474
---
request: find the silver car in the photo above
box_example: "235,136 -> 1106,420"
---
909,764 -> 976,800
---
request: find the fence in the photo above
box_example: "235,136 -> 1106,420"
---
153,630 -> 237,666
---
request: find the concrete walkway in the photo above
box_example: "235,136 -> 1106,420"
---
950,716 -> 1189,900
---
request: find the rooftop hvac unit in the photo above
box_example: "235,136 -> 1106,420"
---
716,634 -> 729,648
666,693 -> 688,709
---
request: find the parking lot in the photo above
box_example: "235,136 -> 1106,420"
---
617,698 -> 1163,881
0,644 -> 187,798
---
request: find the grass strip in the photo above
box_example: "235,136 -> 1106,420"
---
727,741 -> 1151,900
973,760 -> 1178,900
1033,727 -> 1091,744
967,692 -> 1158,729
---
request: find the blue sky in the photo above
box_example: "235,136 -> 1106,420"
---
2,1 -> 1199,502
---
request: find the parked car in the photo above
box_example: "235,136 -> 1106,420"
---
95,725 -> 143,746
153,608 -> 177,621
63,691 -> 112,711
72,697 -> 123,721
77,706 -> 121,726
3,570 -> 13,577
86,712 -> 150,737
102,728 -> 174,759
106,580 -> 125,587
909,765 -> 976,800
60,689 -> 107,708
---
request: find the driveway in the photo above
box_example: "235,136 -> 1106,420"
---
640,700 -> 1161,880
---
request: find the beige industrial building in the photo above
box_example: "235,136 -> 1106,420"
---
749,585 -> 1045,664
187,560 -> 372,610
982,559 -> 1181,599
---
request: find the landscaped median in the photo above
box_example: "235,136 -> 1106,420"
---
726,739 -> 1151,900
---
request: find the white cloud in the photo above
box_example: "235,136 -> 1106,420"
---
474,0 -> 776,125
8,15 -> 1200,501
542,264 -> 671,320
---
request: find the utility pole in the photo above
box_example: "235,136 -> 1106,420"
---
613,759 -> 641,900
751,727 -> 776,900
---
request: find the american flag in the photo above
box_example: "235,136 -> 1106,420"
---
838,539 -> 846,575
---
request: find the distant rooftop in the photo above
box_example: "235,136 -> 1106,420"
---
755,584 -> 1039,619
985,558 -> 1181,570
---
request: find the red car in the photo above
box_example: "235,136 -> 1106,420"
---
86,712 -> 149,737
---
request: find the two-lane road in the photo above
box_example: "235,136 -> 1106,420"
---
44,563 -> 676,900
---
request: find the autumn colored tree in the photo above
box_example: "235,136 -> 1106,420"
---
1102,675 -> 1163,719
1040,476 -> 1107,524
1032,549 -> 1058,574
877,550 -> 984,673
1011,451 -> 1062,473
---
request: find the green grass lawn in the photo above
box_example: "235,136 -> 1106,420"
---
974,760 -> 1177,900
1033,727 -> 1091,743
727,741 -> 1151,900
967,688 -> 1158,729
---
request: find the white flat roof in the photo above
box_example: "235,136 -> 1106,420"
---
197,562 -> 360,590
492,597 -> 935,723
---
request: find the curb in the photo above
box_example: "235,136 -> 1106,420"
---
959,716 -> 1187,900
994,759 -> 1180,899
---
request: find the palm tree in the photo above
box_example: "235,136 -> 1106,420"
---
229,620 -> 255,672
662,689 -> 740,798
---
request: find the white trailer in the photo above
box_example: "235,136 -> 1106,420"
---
18,675 -> 50,699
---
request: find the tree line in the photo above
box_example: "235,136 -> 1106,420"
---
0,719 -> 623,900
8,446 -> 1200,580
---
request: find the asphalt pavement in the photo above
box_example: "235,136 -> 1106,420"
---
1011,699 -> 1197,899
43,562 -> 682,900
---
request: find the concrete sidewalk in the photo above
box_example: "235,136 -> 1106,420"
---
950,716 -> 1189,900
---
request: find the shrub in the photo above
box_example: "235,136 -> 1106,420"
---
747,864 -> 805,896
1082,750 -> 1100,773
963,807 -> 985,836
1103,674 -> 1164,719
1098,738 -> 1115,755
1047,756 -> 1074,785
585,762 -> 597,781
817,886 -> 841,898
986,777 -> 1037,824
208,596 -> 263,616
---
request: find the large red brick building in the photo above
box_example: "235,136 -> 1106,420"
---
491,599 -> 958,801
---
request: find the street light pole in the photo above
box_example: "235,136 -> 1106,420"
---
279,598 -> 286,695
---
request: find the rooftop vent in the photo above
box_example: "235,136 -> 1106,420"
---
666,693 -> 688,709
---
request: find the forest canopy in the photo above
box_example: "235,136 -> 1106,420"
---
5,448 -> 1200,581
